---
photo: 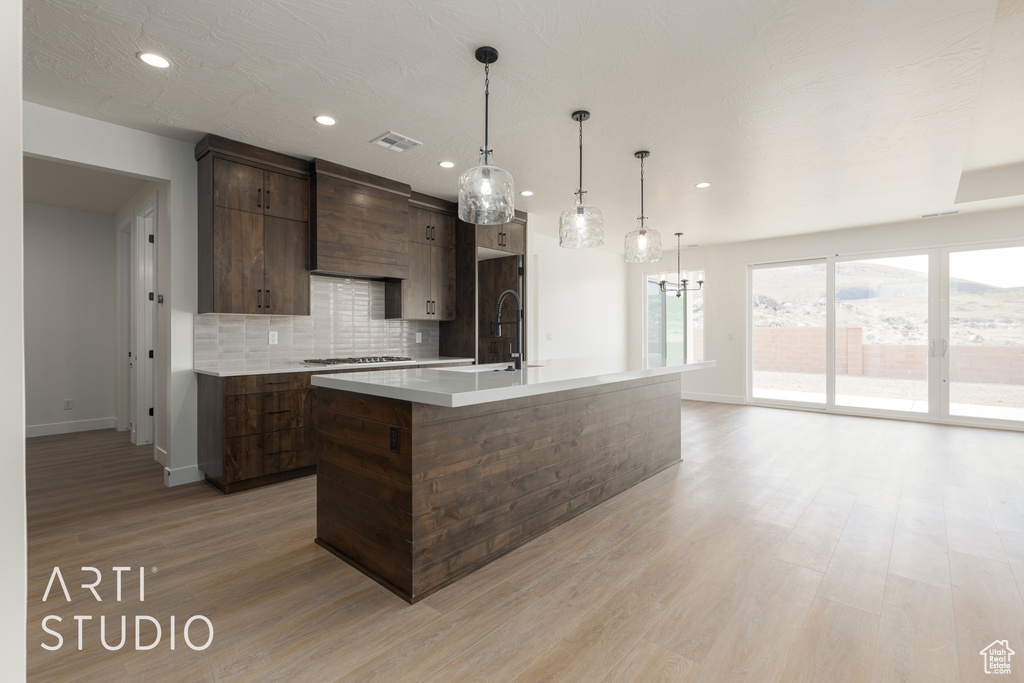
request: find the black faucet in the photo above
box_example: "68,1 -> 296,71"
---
495,289 -> 522,371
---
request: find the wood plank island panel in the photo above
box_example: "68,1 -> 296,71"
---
315,373 -> 683,602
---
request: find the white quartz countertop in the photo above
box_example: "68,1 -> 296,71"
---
193,356 -> 475,377
310,357 -> 715,407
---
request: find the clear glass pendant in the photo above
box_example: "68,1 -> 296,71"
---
558,202 -> 604,248
458,149 -> 514,225
624,221 -> 662,263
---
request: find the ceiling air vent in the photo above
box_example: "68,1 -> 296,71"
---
369,131 -> 422,152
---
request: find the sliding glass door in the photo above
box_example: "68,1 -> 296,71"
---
834,254 -> 930,413
749,241 -> 1023,428
947,245 -> 1024,423
751,261 -> 826,406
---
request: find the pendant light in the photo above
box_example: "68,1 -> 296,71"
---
559,110 -> 604,248
458,46 -> 515,225
658,232 -> 704,295
624,151 -> 662,263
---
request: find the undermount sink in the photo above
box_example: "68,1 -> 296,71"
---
445,363 -> 545,373
445,364 -> 514,373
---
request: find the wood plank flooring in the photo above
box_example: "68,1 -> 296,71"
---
25,402 -> 1024,682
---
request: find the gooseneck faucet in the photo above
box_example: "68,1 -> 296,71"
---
495,289 -> 522,370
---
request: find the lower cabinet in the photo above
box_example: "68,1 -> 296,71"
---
198,372 -> 316,493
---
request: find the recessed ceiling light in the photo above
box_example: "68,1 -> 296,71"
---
520,190 -> 534,197
314,115 -> 336,126
438,161 -> 455,168
695,182 -> 711,189
137,52 -> 170,69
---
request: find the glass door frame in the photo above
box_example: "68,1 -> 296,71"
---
748,240 -> 1024,431
940,239 -> 1024,431
746,257 -> 829,411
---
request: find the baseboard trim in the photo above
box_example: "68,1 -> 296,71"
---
164,465 -> 203,487
154,446 -> 169,467
26,417 -> 116,438
680,392 -> 746,405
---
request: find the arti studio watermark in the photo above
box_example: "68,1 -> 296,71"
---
39,566 -> 214,652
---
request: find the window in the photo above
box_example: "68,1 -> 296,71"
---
645,271 -> 703,368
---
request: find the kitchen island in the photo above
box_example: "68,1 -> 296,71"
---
311,358 -> 714,602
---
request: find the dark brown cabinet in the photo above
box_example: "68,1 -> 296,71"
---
476,254 -> 521,363
198,372 -> 316,493
310,159 -> 412,280
385,203 -> 456,321
476,220 -> 525,254
197,136 -> 310,315
212,158 -> 309,222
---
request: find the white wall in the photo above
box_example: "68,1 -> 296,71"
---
23,103 -> 200,485
1,0 -> 26,674
628,207 -> 1024,403
23,203 -> 117,435
527,221 -> 629,361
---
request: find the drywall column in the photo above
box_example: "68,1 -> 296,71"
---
1,0 -> 26,673
22,102 -> 200,485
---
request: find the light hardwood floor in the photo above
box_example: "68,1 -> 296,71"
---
26,402 -> 1024,682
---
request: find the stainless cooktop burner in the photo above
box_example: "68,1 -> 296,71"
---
303,356 -> 414,365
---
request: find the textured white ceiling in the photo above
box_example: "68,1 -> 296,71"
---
23,156 -> 147,214
22,0 -> 1024,251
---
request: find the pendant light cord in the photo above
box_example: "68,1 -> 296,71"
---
577,117 -> 584,203
639,155 -> 645,230
483,63 -> 490,161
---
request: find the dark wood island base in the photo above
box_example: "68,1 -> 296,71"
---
314,372 -> 683,603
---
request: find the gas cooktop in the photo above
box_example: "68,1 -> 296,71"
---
303,356 -> 414,366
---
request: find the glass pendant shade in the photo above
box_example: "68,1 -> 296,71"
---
458,156 -> 514,225
624,222 -> 662,263
559,203 -> 604,248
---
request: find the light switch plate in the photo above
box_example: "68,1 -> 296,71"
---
546,332 -> 552,341
63,399 -> 73,410
416,332 -> 422,343
269,331 -> 278,345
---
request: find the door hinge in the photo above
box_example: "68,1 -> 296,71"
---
518,266 -> 524,275
148,292 -> 154,301
148,234 -> 154,243
148,350 -> 154,359
148,408 -> 154,416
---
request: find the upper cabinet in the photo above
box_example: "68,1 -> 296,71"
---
196,136 -> 310,316
476,220 -> 525,254
310,159 -> 411,280
385,198 -> 456,321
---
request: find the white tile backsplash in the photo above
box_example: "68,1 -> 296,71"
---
194,276 -> 440,371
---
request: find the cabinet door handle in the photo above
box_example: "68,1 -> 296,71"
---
267,409 -> 292,415
426,300 -> 430,315
265,381 -> 291,385
265,190 -> 270,211
426,225 -> 431,241
257,289 -> 263,308
265,290 -> 271,311
257,188 -> 262,209
266,449 -> 293,455
431,226 -> 436,241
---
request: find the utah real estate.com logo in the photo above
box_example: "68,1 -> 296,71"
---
980,640 -> 1014,675
40,566 -> 214,652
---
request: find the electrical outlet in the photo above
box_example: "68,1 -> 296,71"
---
416,332 -> 422,343
63,399 -> 73,411
546,332 -> 552,341
268,330 -> 278,345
